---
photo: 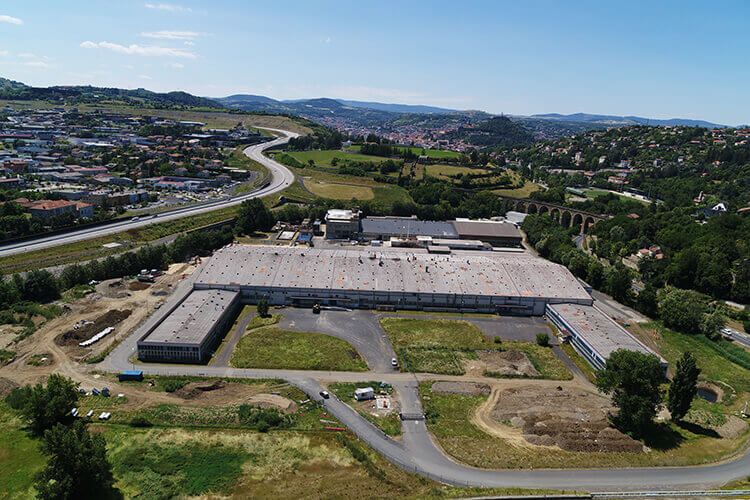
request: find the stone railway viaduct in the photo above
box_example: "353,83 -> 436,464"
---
497,196 -> 608,233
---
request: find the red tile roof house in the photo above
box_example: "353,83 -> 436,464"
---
27,199 -> 94,220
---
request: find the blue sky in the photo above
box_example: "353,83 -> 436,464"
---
1,0 -> 748,124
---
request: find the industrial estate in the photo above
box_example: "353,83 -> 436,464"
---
1,4 -> 750,497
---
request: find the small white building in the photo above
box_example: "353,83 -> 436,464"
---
354,387 -> 375,401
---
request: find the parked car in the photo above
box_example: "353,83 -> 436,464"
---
319,390 -> 330,399
391,357 -> 399,369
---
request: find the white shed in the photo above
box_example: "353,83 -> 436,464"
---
354,387 -> 375,401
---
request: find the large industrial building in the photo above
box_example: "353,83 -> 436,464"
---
192,245 -> 592,314
135,244 -> 663,371
546,303 -> 667,373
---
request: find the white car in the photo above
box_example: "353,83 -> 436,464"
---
391,357 -> 399,369
319,390 -> 330,399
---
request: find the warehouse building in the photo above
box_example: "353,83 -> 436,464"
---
193,245 -> 593,315
451,219 -> 523,247
359,216 -> 458,241
546,303 -> 667,373
137,288 -> 241,363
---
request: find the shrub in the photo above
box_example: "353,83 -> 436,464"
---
535,333 -> 550,347
237,405 -> 290,430
129,416 -> 153,427
162,379 -> 188,393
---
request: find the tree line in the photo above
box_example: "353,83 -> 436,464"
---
0,227 -> 234,311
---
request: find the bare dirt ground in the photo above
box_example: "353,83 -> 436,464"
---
173,381 -> 298,413
0,263 -> 199,408
474,385 -> 642,453
432,381 -> 491,396
717,416 -> 749,439
477,350 -> 539,378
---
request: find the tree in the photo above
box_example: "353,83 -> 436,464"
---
16,374 -> 79,435
605,265 -> 632,303
256,296 -> 269,318
35,421 -> 116,500
667,352 -> 701,421
657,287 -> 707,334
235,198 -> 275,235
595,349 -> 664,437
700,309 -> 725,340
22,269 -> 60,303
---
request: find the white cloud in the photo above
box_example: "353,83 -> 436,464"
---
183,41 -> 195,46
323,36 -> 332,44
144,3 -> 191,13
24,61 -> 52,69
80,40 -> 196,59
167,62 -> 184,69
0,50 -> 9,57
140,30 -> 201,41
0,15 -> 23,25
138,74 -> 153,80
17,52 -> 35,59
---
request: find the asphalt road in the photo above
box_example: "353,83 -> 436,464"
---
0,127 -> 298,258
278,309 -> 398,372
100,301 -> 750,492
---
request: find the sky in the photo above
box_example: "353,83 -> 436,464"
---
0,0 -> 749,125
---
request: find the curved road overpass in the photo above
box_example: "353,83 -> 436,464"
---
0,128 -> 298,258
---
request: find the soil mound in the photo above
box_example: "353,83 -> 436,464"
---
0,377 -> 19,398
490,386 -> 642,453
56,309 -> 132,346
479,350 -> 540,378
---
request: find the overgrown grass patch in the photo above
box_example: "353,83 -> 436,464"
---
231,327 -> 367,371
0,402 -> 45,499
399,347 -> 467,375
502,341 -> 572,380
380,318 -> 487,349
651,322 -> 750,393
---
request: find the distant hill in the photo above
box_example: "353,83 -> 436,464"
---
0,78 -> 220,109
444,115 -> 535,148
336,99 -> 457,114
532,112 -> 725,129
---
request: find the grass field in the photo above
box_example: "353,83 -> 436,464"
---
346,144 -> 461,160
231,327 -> 368,371
284,149 -> 388,168
0,399 -> 571,499
379,318 -> 569,378
288,163 -> 413,205
644,322 -> 750,394
419,382 -> 750,470
0,403 -> 45,500
304,180 -> 375,200
492,182 -> 543,199
425,164 -> 489,180
329,382 -> 402,436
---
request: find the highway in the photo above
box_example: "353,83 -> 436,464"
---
0,128 -> 298,258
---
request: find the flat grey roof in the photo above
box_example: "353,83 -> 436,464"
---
361,217 -> 458,238
196,245 -> 592,301
141,289 -> 239,346
451,220 -> 522,239
548,303 -> 665,363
